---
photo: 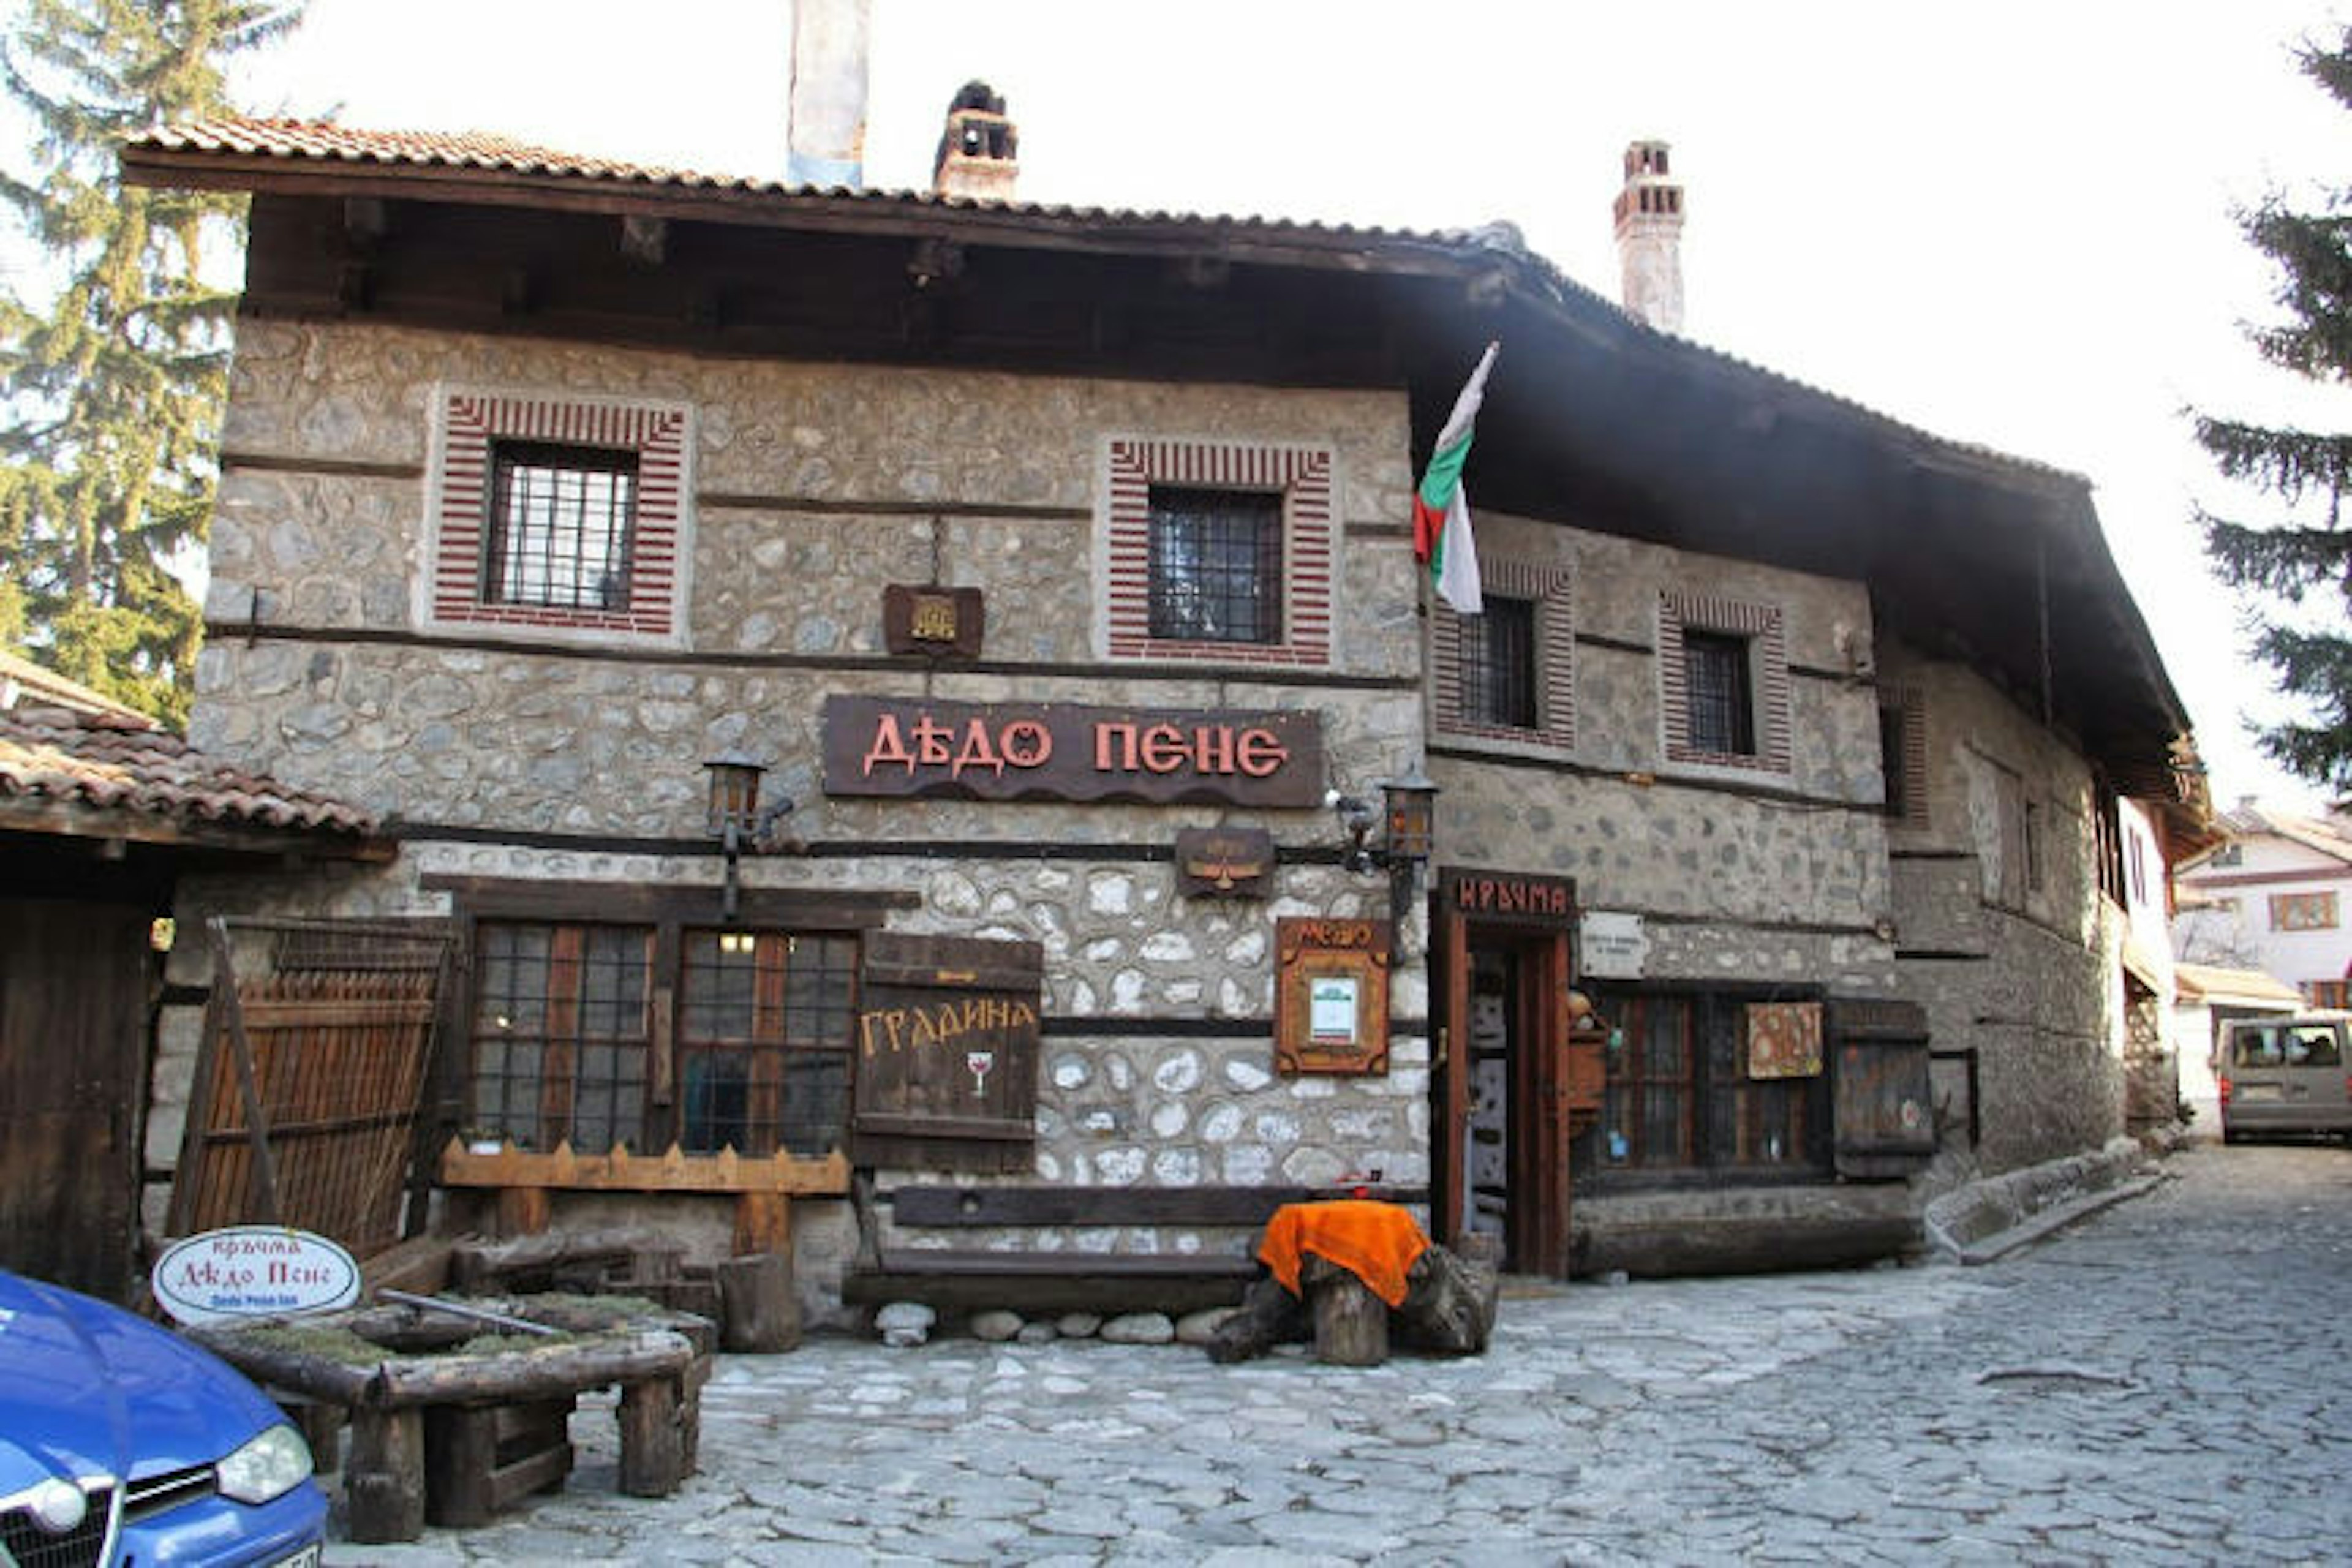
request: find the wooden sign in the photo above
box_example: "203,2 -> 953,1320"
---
1275,917 -> 1390,1076
1175,826 -> 1275,898
851,932 -> 1043,1173
823,696 -> 1325,807
1441,868 -> 1578,928
883,584 -> 984,659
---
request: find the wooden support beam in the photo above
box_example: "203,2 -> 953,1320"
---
343,196 -> 388,252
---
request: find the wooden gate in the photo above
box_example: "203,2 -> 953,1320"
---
167,917 -> 453,1257
0,899 -> 153,1298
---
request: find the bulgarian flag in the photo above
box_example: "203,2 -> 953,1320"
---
1412,341 -> 1500,615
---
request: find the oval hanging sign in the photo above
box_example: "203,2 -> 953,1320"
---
151,1227 -> 361,1326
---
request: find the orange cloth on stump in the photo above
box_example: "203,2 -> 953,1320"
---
1256,1200 -> 1430,1308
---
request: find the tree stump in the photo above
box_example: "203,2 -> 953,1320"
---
716,1252 -> 801,1352
1395,1243 -> 1499,1355
346,1407 -> 426,1544
1300,1254 -> 1389,1366
1205,1275 -> 1306,1363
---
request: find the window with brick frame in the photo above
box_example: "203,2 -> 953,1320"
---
1431,557 -> 1574,750
1102,439 -> 1333,667
427,390 -> 694,644
1656,591 -> 1791,772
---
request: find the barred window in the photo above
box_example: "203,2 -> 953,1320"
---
679,931 -> 859,1158
1147,486 -> 1281,644
1461,595 -> 1539,729
1682,630 -> 1755,756
470,922 -> 651,1155
484,442 -> 639,612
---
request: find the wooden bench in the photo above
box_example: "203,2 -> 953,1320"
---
845,1183 -> 1427,1315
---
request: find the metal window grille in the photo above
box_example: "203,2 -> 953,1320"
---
678,931 -> 858,1158
470,922 -> 650,1153
1681,630 -> 1754,756
1878,704 -> 1909,819
1461,595 -> 1538,728
1147,486 -> 1281,643
483,442 -> 639,612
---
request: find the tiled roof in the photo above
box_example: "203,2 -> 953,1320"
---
0,704 -> 377,836
0,647 -> 156,723
2214,804 -> 2352,866
131,118 -> 2074,486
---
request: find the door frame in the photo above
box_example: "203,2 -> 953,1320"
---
1431,867 -> 1579,1276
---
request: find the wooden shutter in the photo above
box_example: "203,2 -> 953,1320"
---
1828,998 -> 1935,1178
851,933 -> 1043,1172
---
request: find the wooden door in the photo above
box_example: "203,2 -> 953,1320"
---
0,899 -> 151,1299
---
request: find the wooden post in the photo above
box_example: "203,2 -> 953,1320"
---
1300,1254 -> 1389,1367
733,1189 -> 790,1258
616,1378 -> 686,1496
496,1185 -> 551,1237
206,917 -> 282,1223
287,1401 -> 345,1476
346,1407 -> 426,1544
422,1406 -> 500,1529
715,1252 -> 801,1352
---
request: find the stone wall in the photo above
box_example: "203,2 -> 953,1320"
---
168,318 -> 1431,1308
1881,644 -> 2120,1173
1433,512 -> 1896,982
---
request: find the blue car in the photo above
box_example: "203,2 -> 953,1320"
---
1,1269 -> 326,1567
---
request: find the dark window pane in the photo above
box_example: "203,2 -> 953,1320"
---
1147,486 -> 1281,644
467,921 -> 652,1153
1462,595 -> 1538,728
679,929 -> 856,1157
1879,704 -> 1908,818
1683,630 -> 1754,755
484,441 -> 638,611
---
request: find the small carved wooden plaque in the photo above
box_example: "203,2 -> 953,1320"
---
1175,827 -> 1274,899
1275,916 -> 1390,1076
884,584 -> 984,659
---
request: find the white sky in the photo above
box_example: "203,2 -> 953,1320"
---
228,0 -> 2352,813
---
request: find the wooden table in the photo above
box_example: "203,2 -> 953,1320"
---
194,1300 -> 710,1543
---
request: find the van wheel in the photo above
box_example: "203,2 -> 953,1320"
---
2222,1124 -> 2240,1145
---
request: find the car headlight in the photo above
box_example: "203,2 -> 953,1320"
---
215,1423 -> 313,1506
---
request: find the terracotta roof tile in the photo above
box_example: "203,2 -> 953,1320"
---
0,704 -> 377,836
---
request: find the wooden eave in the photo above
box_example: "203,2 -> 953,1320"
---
0,796 -> 395,862
124,136 -> 2197,793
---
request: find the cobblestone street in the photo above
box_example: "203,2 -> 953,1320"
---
333,1143 -> 2352,1566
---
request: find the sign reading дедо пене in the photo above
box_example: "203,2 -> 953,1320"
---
821,696 -> 1324,807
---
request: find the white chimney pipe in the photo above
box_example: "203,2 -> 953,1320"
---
788,0 -> 872,189
1613,139 -> 1686,334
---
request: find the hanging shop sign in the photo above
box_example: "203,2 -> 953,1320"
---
1175,826 -> 1276,899
1275,916 -> 1391,1076
822,696 -> 1325,807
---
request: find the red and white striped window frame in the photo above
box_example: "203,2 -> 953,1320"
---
1657,590 -> 1792,774
426,390 -> 694,644
1101,439 -> 1333,668
1431,557 -> 1574,752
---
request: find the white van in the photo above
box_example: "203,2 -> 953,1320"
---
2215,1014 -> 2352,1144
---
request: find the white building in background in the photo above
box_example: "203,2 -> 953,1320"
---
2174,802 -> 2352,1008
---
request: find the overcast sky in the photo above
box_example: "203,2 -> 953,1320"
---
228,0 -> 2351,812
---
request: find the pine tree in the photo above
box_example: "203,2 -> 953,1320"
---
2198,27 -> 2352,797
1,0 -> 299,726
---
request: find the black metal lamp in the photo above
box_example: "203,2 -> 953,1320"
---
1379,764 -> 1439,866
704,750 -> 766,924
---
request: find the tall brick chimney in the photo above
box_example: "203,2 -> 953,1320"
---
1613,139 -> 1686,333
932,81 -> 1019,203
788,0 -> 871,189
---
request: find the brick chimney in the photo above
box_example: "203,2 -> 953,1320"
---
1613,139 -> 1686,333
932,81 -> 1019,203
788,0 -> 871,188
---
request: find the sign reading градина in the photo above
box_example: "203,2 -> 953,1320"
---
821,696 -> 1325,807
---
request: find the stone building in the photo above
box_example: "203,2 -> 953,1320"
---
116,81 -> 2206,1317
